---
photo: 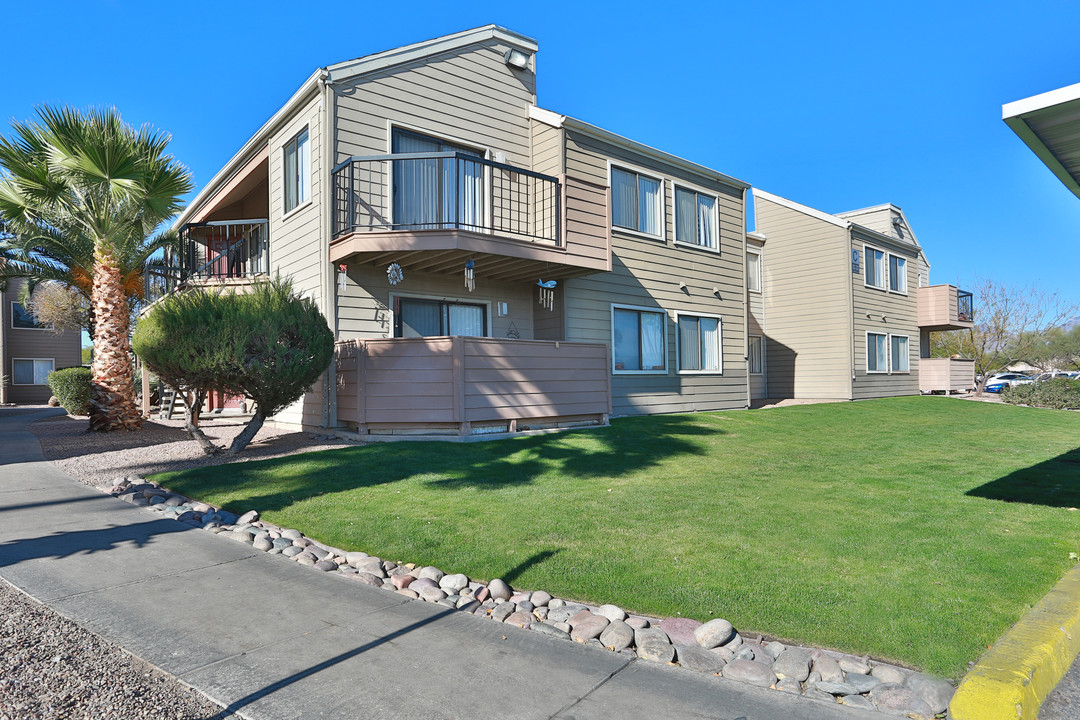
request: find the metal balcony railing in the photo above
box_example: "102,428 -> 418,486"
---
332,152 -> 560,244
179,220 -> 269,281
957,290 -> 973,323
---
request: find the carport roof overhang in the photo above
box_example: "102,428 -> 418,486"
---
1004,83 -> 1080,201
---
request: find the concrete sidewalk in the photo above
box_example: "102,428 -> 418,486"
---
0,408 -> 873,720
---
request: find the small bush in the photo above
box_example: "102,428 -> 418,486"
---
1002,377 -> 1080,410
47,366 -> 92,415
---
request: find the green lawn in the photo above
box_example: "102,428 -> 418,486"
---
152,397 -> 1080,679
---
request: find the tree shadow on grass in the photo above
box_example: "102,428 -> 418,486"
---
966,446 -> 1080,508
158,414 -> 719,516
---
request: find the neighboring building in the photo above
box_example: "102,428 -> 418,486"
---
158,25 -> 970,434
752,191 -> 975,400
0,278 -> 82,404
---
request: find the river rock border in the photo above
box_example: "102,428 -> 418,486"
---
108,476 -> 953,719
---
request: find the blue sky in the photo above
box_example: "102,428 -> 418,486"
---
3,0 -> 1079,319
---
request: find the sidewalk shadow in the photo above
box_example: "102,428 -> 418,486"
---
966,446 -> 1080,507
0,520 -> 191,568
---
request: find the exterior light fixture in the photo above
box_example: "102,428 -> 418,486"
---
504,48 -> 530,70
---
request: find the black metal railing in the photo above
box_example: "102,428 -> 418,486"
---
332,152 -> 560,244
143,263 -> 182,305
957,290 -> 973,322
179,220 -> 269,280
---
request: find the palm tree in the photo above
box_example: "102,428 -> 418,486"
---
0,106 -> 192,430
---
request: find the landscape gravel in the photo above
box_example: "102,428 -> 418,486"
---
0,579 -> 233,720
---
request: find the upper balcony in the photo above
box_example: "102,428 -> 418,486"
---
330,152 -> 610,282
144,220 -> 269,305
918,284 -> 974,332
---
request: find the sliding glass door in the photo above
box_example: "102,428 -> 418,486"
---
395,297 -> 487,338
392,129 -> 483,231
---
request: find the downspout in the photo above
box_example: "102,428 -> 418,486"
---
317,69 -> 335,429
845,223 -> 855,400
741,187 -> 750,409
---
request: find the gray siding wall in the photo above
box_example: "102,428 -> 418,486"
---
561,130 -> 747,416
338,264 -> 535,342
531,119 -> 563,177
850,231 -> 921,399
333,39 -> 535,166
753,197 -> 852,399
269,91 -> 328,428
2,279 -> 82,404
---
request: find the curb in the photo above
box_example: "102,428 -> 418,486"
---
950,563 -> 1080,719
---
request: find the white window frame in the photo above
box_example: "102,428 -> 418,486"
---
746,248 -> 762,293
890,334 -> 910,373
10,301 -> 48,330
608,161 -> 665,240
866,331 -> 888,373
673,183 -> 720,252
863,245 -> 887,290
888,254 -> 908,295
12,358 -> 53,385
611,303 -> 668,375
674,311 -> 723,375
283,127 -> 311,217
748,335 -> 764,374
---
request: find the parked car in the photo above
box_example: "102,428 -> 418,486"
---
1035,372 -> 1075,382
984,373 -> 1034,393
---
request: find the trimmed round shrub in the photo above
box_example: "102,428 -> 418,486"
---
47,366 -> 92,415
1002,377 -> 1080,410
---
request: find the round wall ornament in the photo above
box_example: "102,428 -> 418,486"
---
387,262 -> 404,285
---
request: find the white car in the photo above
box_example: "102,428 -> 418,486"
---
983,373 -> 1035,393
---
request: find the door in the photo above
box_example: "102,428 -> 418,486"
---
392,129 -> 483,231
394,297 -> 487,337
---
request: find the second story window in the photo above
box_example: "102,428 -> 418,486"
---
11,302 -> 45,329
611,167 -> 662,237
889,254 -> 907,293
746,250 -> 762,292
864,246 -> 886,289
674,187 -> 718,249
284,128 -> 310,214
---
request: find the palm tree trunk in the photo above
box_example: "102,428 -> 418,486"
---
88,241 -> 142,431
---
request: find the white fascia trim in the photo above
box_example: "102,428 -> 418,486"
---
561,116 -> 750,191
1004,108 -> 1080,200
746,230 -> 767,244
751,189 -> 850,229
1003,82 -> 1080,119
850,223 -> 919,257
173,69 -> 326,230
529,105 -> 565,128
327,25 -> 537,83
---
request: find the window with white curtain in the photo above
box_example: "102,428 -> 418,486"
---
611,167 -> 662,236
866,332 -> 888,373
748,335 -> 763,374
391,129 -> 483,231
395,297 -> 487,337
613,305 -> 667,372
283,128 -> 310,214
674,186 -> 718,250
677,314 -> 722,373
12,358 -> 53,385
746,250 -> 762,292
891,334 -> 909,372
889,254 -> 907,293
864,246 -> 886,289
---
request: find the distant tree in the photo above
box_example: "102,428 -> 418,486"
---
1023,324 -> 1080,372
931,277 -> 1077,394
81,345 -> 93,365
133,277 -> 334,455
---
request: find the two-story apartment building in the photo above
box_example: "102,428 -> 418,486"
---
750,190 -> 974,401
1,278 -> 82,404
161,25 -> 972,434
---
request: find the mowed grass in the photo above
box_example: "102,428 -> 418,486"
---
152,397 -> 1080,678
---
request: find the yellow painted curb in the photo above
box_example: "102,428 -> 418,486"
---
950,564 -> 1080,720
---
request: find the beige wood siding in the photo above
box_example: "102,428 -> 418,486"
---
851,231 -> 921,399
747,240 -> 766,399
3,279 -> 82,404
753,197 -> 851,399
531,120 -> 563,177
337,263 -> 535,342
268,92 -> 328,428
333,39 -> 535,166
561,131 -> 747,415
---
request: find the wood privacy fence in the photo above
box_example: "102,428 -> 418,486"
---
335,336 -> 611,436
919,357 -> 976,393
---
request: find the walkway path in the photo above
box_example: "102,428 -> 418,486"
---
0,408 -> 873,720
